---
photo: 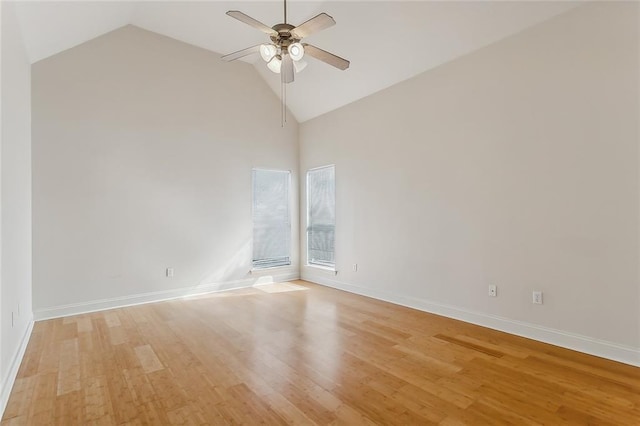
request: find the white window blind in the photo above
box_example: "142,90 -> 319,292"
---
306,165 -> 335,268
252,169 -> 291,269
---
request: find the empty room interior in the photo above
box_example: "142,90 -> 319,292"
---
1,0 -> 640,424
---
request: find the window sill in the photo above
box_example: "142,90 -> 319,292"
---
250,265 -> 293,273
305,264 -> 337,275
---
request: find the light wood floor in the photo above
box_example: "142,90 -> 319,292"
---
3,281 -> 639,425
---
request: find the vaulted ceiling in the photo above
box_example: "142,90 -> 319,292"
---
14,1 -> 579,122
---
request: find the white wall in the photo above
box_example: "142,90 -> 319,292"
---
0,0 -> 34,405
32,25 -> 299,318
300,3 -> 639,364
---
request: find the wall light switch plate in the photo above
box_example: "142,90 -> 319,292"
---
166,267 -> 174,278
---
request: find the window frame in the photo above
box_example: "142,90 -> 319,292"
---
306,164 -> 336,270
251,167 -> 292,271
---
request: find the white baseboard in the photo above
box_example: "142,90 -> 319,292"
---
0,318 -> 34,418
34,271 -> 299,321
302,271 -> 640,367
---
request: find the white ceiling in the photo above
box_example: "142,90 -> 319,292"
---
14,1 -> 580,122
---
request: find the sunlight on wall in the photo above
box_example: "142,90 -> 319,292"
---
195,239 -> 252,286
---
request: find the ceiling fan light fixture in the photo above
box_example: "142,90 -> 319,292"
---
267,55 -> 282,73
223,2 -> 350,126
260,44 -> 277,62
288,42 -> 304,61
293,58 -> 307,73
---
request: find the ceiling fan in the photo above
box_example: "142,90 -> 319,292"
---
221,0 -> 350,84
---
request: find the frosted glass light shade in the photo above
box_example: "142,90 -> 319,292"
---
260,44 -> 277,62
288,43 -> 304,61
293,59 -> 307,73
267,56 -> 282,73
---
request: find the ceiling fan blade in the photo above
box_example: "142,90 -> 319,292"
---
291,13 -> 336,39
226,11 -> 277,36
282,54 -> 294,84
221,45 -> 261,62
303,44 -> 350,70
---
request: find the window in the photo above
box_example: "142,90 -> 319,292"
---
252,169 -> 291,269
306,165 -> 335,268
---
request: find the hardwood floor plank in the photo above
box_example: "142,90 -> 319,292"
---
227,383 -> 288,425
108,326 -> 128,346
54,389 -> 84,424
388,383 -> 454,422
0,416 -> 28,426
165,405 -> 207,425
399,377 -> 474,411
1,376 -> 36,421
331,402 -> 378,425
475,388 -> 561,425
104,368 -> 139,424
37,339 -> 61,375
83,375 -> 114,422
15,332 -> 42,379
452,334 -> 529,359
103,312 -> 121,328
76,316 -> 93,333
460,357 -> 571,406
27,372 -> 56,423
146,369 -> 188,412
122,367 -> 157,405
434,334 -> 505,358
259,391 -> 319,425
2,280 -> 639,425
56,338 -> 80,396
134,345 -> 164,374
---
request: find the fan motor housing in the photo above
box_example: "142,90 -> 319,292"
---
271,23 -> 299,47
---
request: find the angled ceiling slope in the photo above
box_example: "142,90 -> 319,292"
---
15,1 -> 579,122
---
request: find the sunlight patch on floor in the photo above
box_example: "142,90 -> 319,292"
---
203,288 -> 263,298
254,282 -> 309,294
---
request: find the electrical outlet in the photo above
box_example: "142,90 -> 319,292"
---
166,267 -> 174,278
488,285 -> 497,297
533,291 -> 543,305
352,264 -> 358,272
